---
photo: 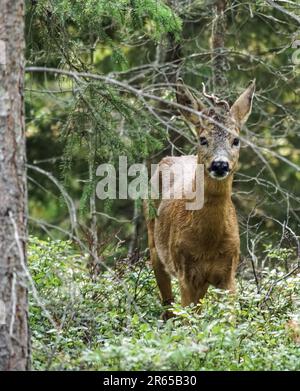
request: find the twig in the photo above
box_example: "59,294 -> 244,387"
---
266,0 -> 300,25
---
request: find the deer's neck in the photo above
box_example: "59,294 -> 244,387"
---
190,173 -> 233,237
203,173 -> 233,206
191,170 -> 233,225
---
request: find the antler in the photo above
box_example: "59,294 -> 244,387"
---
201,83 -> 230,112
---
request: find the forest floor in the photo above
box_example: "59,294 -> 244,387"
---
29,237 -> 300,370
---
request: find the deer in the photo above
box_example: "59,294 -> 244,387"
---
145,79 -> 255,319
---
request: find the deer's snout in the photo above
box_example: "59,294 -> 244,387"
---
209,159 -> 230,179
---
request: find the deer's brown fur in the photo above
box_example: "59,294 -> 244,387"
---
145,79 -> 255,317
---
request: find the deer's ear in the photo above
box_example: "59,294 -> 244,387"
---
230,80 -> 255,127
176,79 -> 205,125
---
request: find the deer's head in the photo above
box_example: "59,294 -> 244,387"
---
176,80 -> 255,181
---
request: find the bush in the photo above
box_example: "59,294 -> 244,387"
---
28,237 -> 300,370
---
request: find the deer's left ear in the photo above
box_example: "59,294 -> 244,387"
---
176,78 -> 205,125
230,80 -> 255,127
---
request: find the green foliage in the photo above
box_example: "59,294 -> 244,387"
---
25,0 -> 300,250
59,80 -> 165,213
26,0 -> 173,223
24,0 -> 300,372
27,0 -> 181,68
29,237 -> 300,370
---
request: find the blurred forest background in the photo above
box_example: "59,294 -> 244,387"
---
23,0 -> 300,369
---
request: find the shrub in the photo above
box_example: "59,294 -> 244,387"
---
28,237 -> 300,370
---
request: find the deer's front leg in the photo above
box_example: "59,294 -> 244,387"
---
209,255 -> 239,293
177,259 -> 209,307
209,256 -> 239,325
179,278 -> 209,307
173,248 -> 209,308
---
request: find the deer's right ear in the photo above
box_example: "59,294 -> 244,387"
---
230,80 -> 255,128
176,79 -> 204,125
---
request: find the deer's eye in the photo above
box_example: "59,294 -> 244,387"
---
199,137 -> 208,146
232,138 -> 240,147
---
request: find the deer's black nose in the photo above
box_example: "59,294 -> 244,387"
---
210,160 -> 229,176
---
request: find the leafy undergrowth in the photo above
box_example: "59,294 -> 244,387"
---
28,237 -> 300,370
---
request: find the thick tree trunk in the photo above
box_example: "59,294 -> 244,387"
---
0,0 -> 30,370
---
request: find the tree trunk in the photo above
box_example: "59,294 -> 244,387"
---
0,0 -> 30,370
211,0 -> 228,95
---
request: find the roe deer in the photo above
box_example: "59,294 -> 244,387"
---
145,79 -> 255,319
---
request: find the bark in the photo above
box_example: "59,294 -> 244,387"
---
0,0 -> 30,370
211,0 -> 229,94
88,132 -> 100,279
128,200 -> 142,257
